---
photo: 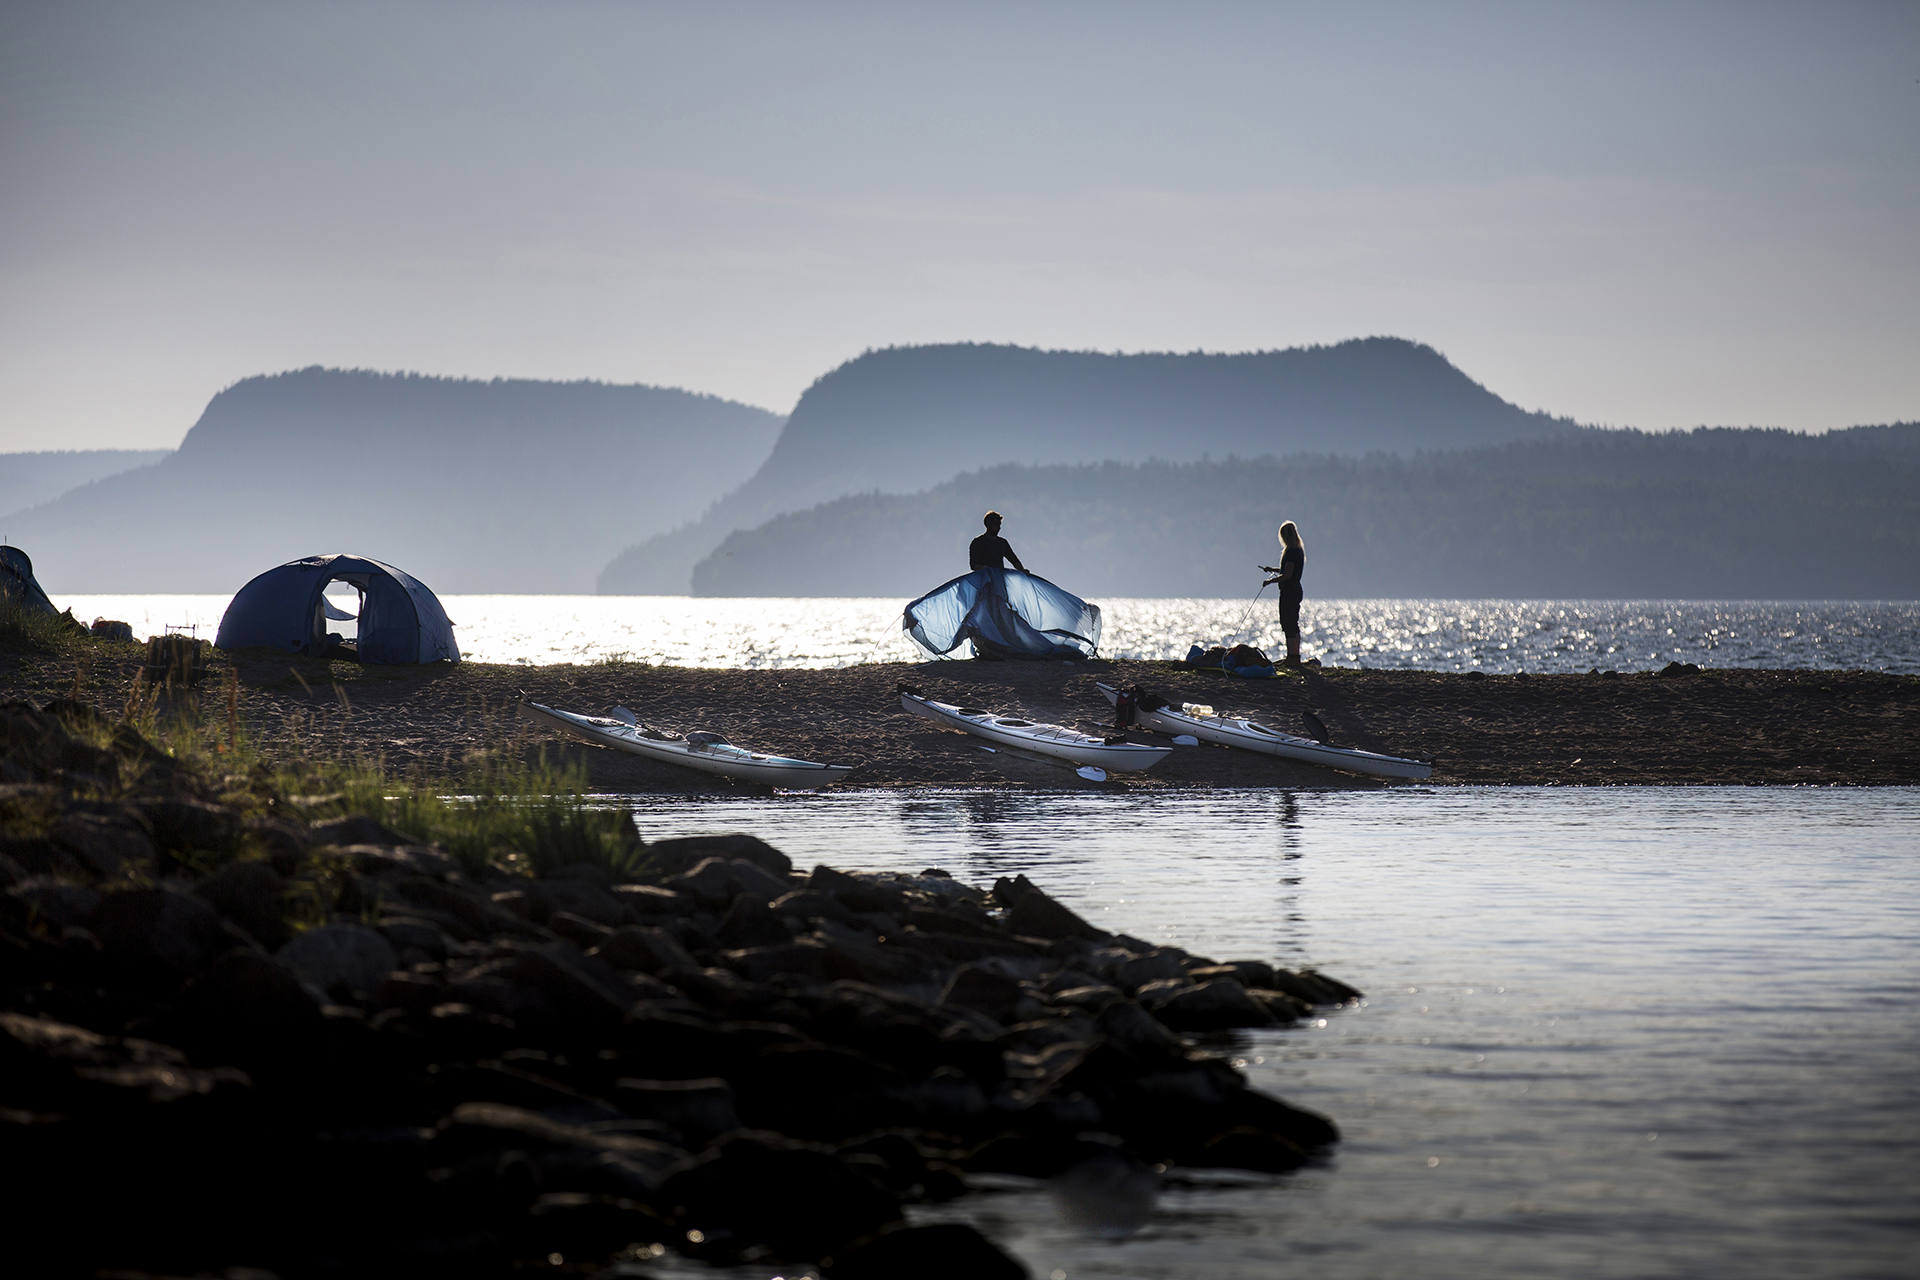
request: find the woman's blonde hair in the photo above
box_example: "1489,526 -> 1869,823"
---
1279,521 -> 1303,548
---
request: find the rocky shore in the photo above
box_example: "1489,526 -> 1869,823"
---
3,697 -> 1355,1278
9,646 -> 1917,789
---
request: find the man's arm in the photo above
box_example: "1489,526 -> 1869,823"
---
1006,542 -> 1026,573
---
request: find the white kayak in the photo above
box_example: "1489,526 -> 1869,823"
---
518,701 -> 854,788
900,690 -> 1171,772
1096,683 -> 1433,780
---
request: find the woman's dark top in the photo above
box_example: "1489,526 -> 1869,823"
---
1278,545 -> 1304,603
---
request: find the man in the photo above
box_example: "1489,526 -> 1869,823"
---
969,510 -> 1026,573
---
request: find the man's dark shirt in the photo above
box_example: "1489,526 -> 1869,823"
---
969,532 -> 1022,571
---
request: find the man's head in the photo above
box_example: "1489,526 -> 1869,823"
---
983,510 -> 1003,531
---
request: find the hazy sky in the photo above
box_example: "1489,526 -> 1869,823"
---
3,1 -> 1916,450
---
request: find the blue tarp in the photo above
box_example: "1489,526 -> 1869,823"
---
215,553 -> 459,664
902,568 -> 1101,661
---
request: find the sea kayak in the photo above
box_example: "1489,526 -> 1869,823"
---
1096,683 -> 1432,780
518,700 -> 854,788
900,690 -> 1171,772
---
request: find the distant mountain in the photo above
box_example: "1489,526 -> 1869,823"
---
598,338 -> 1575,594
688,423 -> 1920,600
8,368 -> 784,594
0,450 -> 170,523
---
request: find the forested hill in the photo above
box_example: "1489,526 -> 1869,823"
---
8,369 -> 784,594
688,423 -> 1920,600
598,337 -> 1574,594
0,450 -> 170,520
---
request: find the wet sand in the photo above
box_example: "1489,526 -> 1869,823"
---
15,650 -> 1917,791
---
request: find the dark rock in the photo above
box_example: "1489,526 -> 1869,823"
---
662,857 -> 737,909
476,945 -> 634,1029
1092,999 -> 1184,1060
720,940 -> 827,986
50,810 -> 154,879
733,1043 -> 905,1141
164,951 -> 326,1074
516,878 -> 633,928
611,883 -> 694,917
939,965 -> 1025,1023
1111,949 -> 1189,992
547,910 -> 615,949
399,877 -> 541,938
310,814 -> 426,848
906,904 -> 1003,941
715,893 -> 791,949
817,936 -> 936,987
90,886 -> 229,986
1139,978 -> 1277,1032
346,842 -> 460,880
194,858 -> 290,949
244,815 -> 311,871
372,970 -> 448,1015
612,1077 -> 741,1146
1,1009 -> 251,1111
137,797 -> 241,866
9,876 -> 101,931
1001,882 -> 1108,943
592,924 -> 698,974
1047,983 -> 1125,1015
278,922 -> 397,996
772,889 -> 864,928
522,1191 -> 672,1264
1213,959 -> 1279,989
1266,967 -> 1361,1005
430,1100 -> 684,1204
1247,988 -> 1311,1022
378,916 -> 451,959
648,833 -> 792,879
809,864 -> 907,914
656,1130 -> 902,1262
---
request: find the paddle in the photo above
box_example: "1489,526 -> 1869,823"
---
1301,709 -> 1333,746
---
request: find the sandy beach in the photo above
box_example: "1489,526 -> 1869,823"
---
13,649 -> 1917,790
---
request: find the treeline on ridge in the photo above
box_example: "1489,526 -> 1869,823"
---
690,425 -> 1920,600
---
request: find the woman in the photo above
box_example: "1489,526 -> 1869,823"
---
1261,521 -> 1306,666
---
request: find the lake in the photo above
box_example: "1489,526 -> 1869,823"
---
610,786 -> 1919,1280
53,594 -> 1920,673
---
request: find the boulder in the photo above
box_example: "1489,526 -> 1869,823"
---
90,886 -> 229,985
1111,949 -> 1189,992
310,815 -> 426,849
656,1131 -> 902,1262
823,1222 -> 1028,1279
546,911 -> 614,949
714,893 -> 790,949
277,923 -> 398,996
193,858 -> 290,950
647,832 -> 792,879
9,877 -> 101,931
611,884 -> 694,917
50,810 -> 154,879
1139,978 -> 1277,1032
612,1077 -> 741,1146
592,924 -> 697,974
137,797 -> 241,865
809,864 -> 907,914
164,952 -> 326,1073
719,941 -> 827,986
1001,884 -> 1108,944
939,964 -> 1025,1023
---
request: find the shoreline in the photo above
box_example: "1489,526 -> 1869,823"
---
10,649 -> 1917,789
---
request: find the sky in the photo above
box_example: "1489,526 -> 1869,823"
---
2,0 -> 1916,450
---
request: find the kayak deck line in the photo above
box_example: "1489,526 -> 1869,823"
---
900,689 -> 1171,772
518,699 -> 854,788
1097,683 -> 1433,780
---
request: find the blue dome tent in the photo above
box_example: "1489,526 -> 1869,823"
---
215,554 -> 459,664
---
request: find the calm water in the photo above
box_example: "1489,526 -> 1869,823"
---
607,787 -> 1919,1280
57,594 -> 1920,673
